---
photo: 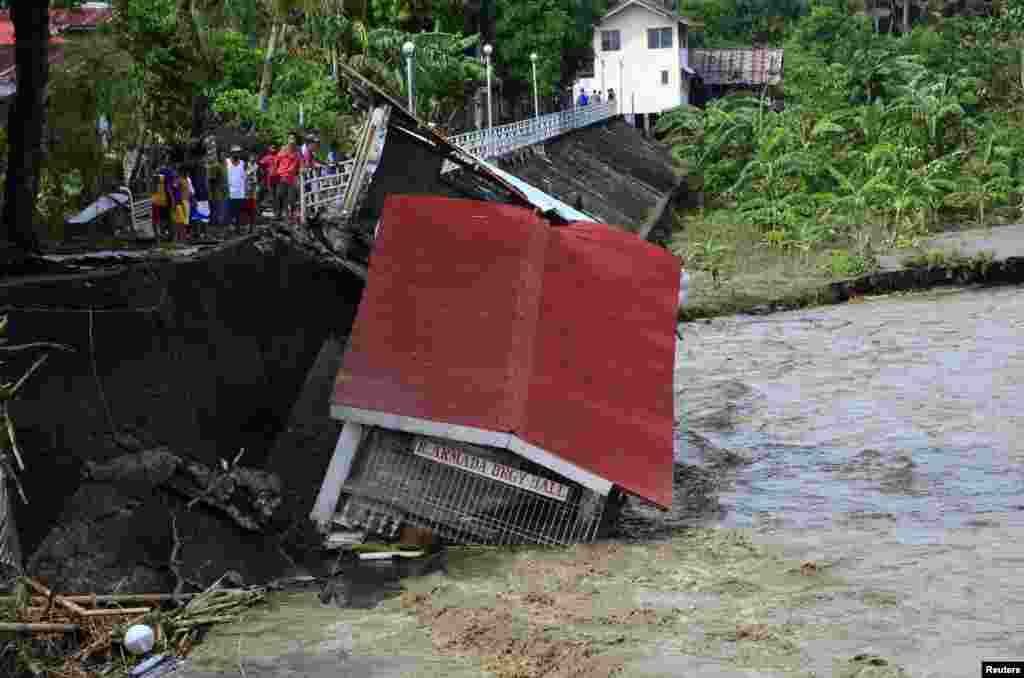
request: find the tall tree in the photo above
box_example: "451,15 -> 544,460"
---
1,0 -> 51,257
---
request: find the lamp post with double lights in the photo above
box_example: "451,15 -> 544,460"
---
402,41 -> 415,113
530,52 -> 540,121
483,43 -> 494,156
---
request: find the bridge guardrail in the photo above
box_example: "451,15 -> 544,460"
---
300,101 -> 618,224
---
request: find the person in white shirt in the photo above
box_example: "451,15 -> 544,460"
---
226,145 -> 247,233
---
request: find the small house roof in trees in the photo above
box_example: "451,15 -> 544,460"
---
0,3 -> 112,91
690,48 -> 784,86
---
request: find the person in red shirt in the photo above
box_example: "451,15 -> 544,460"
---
274,133 -> 303,222
257,144 -> 279,209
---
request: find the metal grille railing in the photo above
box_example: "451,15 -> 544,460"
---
443,100 -> 617,172
299,101 -> 618,224
335,428 -> 607,547
300,160 -> 357,223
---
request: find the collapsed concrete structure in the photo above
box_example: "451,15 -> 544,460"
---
307,69 -> 682,549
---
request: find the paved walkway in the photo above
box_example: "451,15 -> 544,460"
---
877,222 -> 1024,271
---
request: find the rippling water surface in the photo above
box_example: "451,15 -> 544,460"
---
611,285 -> 1024,676
668,285 -> 1024,543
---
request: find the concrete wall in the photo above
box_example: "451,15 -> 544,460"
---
578,4 -> 684,114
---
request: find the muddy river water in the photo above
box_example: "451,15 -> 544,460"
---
648,284 -> 1024,676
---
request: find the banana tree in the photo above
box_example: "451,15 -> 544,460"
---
944,157 -> 1017,225
729,124 -> 812,230
827,154 -> 898,231
893,72 -> 971,159
702,95 -> 776,166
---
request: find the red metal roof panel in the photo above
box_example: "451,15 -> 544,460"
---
335,195 -> 548,433
333,195 -> 680,508
522,222 -> 680,509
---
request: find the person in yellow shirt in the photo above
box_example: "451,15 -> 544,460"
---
172,173 -> 192,242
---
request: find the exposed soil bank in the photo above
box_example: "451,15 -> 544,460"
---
1,236 -> 363,588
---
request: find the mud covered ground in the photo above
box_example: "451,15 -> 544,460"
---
178,285 -> 1024,678
178,533 -> 920,678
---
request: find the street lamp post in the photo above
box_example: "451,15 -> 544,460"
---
483,43 -> 493,157
530,52 -> 540,122
402,41 -> 415,114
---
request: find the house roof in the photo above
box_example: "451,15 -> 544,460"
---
50,4 -> 114,33
0,4 -> 112,47
0,4 -> 110,87
690,48 -> 784,86
603,0 -> 704,27
331,194 -> 681,509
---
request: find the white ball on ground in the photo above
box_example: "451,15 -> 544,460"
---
123,624 -> 155,655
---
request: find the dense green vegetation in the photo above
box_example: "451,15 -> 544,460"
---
7,0 -> 611,240
660,0 -> 1024,295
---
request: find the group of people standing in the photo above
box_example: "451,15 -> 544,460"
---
576,88 -> 616,107
150,132 -> 325,241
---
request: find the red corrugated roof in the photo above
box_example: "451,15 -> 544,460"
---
333,195 -> 680,508
50,6 -> 114,31
0,6 -> 111,47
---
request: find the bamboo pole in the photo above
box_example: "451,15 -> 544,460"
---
3,593 -> 198,606
81,607 -> 151,618
24,578 -> 90,618
0,622 -> 79,633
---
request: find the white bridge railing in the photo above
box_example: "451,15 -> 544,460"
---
300,100 -> 618,223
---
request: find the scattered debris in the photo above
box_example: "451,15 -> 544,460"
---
735,623 -> 771,641
0,574 -> 264,677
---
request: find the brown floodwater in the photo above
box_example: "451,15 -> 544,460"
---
615,284 -> 1024,676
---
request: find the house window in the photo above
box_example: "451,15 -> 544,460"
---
601,29 -> 621,51
660,69 -> 669,85
647,27 -> 673,49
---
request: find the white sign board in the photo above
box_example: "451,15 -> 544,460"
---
414,439 -> 570,503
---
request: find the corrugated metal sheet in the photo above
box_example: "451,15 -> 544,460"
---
333,195 -> 680,508
691,48 -> 784,86
477,160 -> 598,223
0,6 -> 111,46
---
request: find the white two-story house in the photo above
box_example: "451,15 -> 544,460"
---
575,0 -> 700,124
